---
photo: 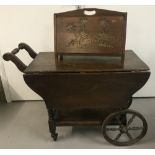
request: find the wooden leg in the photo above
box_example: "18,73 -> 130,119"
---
47,108 -> 58,141
60,55 -> 63,61
120,114 -> 127,125
119,97 -> 133,125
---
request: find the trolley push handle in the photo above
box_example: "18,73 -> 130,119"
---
3,43 -> 37,73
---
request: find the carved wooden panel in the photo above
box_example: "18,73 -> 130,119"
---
54,8 -> 127,57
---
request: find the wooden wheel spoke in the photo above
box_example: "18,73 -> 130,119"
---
127,114 -> 136,127
114,132 -> 122,141
106,127 -> 120,131
116,115 -> 122,125
126,132 -> 133,140
128,127 -> 144,131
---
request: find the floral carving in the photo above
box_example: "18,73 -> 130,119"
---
65,17 -> 115,49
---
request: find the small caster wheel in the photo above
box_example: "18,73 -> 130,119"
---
51,133 -> 58,141
102,109 -> 148,146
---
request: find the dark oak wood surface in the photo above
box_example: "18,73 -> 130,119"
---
3,46 -> 150,142
24,50 -> 149,74
54,8 -> 127,59
23,49 -> 150,141
2,8 -> 150,144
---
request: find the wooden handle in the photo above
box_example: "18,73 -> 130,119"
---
3,43 -> 37,73
11,48 -> 20,55
18,43 -> 37,59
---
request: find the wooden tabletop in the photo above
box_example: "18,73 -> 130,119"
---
24,50 -> 149,74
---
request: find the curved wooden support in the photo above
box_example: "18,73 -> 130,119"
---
128,97 -> 133,107
3,43 -> 37,73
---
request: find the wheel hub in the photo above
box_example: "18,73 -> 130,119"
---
120,126 -> 128,133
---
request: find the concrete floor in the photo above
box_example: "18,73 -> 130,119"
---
0,98 -> 155,149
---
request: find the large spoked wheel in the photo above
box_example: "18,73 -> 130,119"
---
102,109 -> 148,146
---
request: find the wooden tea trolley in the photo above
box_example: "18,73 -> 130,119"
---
3,8 -> 150,146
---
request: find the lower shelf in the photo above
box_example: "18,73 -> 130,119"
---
56,120 -> 102,126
